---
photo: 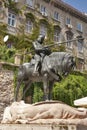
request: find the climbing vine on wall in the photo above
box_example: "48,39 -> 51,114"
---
4,0 -> 21,14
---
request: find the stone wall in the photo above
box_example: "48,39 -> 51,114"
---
0,67 -> 14,121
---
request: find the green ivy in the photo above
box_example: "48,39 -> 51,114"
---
25,12 -> 35,22
4,0 -> 21,14
33,82 -> 43,103
0,45 -> 16,63
0,23 -> 7,36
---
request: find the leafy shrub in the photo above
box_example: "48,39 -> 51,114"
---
0,45 -> 16,63
53,74 -> 87,106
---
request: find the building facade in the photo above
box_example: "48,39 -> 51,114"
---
0,0 -> 87,71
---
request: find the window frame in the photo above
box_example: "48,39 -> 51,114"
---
40,24 -> 47,36
77,23 -> 82,32
66,31 -> 73,48
66,17 -> 71,25
54,11 -> 60,21
77,38 -> 83,52
40,5 -> 46,13
54,28 -> 60,42
25,19 -> 33,33
26,0 -> 34,8
8,12 -> 16,27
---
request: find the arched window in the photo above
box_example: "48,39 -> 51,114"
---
77,36 -> 83,52
40,24 -> 47,36
25,19 -> 33,33
66,31 -> 73,48
54,26 -> 61,42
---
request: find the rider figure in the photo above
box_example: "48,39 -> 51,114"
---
33,34 -> 51,75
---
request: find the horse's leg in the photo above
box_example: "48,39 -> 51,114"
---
15,79 -> 23,101
22,81 -> 32,101
48,81 -> 54,100
43,73 -> 49,101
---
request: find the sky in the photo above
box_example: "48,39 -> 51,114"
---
63,0 -> 87,13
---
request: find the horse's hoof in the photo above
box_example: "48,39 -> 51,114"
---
33,72 -> 39,76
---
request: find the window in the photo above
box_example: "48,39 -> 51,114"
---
54,28 -> 60,42
8,13 -> 16,27
66,17 -> 71,25
26,0 -> 33,7
40,24 -> 47,36
25,19 -> 33,33
40,5 -> 46,13
40,5 -> 48,16
77,37 -> 83,52
54,11 -> 59,21
66,31 -> 73,48
77,23 -> 82,32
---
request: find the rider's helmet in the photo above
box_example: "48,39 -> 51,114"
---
37,34 -> 45,44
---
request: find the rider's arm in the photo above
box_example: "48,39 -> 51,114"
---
33,42 -> 44,52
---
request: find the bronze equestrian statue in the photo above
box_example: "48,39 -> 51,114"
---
15,35 -> 76,101
32,34 -> 51,75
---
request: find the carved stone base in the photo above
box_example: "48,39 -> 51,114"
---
0,124 -> 87,130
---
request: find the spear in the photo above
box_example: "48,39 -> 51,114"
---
44,37 -> 84,48
24,37 -> 84,55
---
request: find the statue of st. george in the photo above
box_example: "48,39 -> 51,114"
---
15,35 -> 76,101
32,34 -> 51,75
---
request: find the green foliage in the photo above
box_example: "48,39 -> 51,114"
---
53,74 -> 87,106
0,23 -> 7,36
33,83 -> 43,103
4,0 -> 21,14
13,68 -> 18,88
0,45 -> 16,63
29,22 -> 40,41
25,13 -> 35,22
52,44 -> 66,52
14,35 -> 31,50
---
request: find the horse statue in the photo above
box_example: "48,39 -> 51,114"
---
15,52 -> 76,101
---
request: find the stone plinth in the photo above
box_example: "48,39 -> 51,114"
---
0,124 -> 87,130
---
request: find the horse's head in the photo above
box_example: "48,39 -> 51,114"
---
18,63 -> 32,81
15,63 -> 32,101
62,53 -> 76,76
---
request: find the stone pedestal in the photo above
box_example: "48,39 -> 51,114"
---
0,124 -> 87,130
